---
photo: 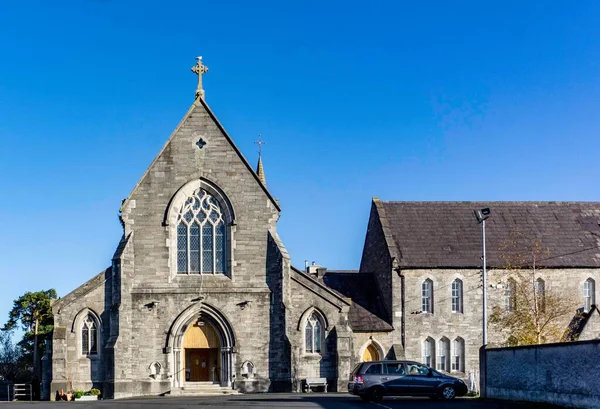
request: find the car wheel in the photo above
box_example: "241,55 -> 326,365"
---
368,387 -> 384,402
441,385 -> 456,400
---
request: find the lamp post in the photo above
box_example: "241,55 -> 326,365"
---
474,208 -> 491,346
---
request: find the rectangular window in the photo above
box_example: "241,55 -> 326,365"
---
190,223 -> 200,273
422,280 -> 433,313
452,280 -> 463,313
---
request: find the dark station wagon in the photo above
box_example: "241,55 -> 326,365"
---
348,360 -> 468,402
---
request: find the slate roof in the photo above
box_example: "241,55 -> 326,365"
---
322,271 -> 393,332
377,201 -> 600,268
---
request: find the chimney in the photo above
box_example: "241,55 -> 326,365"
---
307,261 -> 326,278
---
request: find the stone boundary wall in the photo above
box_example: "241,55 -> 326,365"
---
480,339 -> 600,409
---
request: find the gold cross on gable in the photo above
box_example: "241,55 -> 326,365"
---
255,134 -> 266,156
191,56 -> 209,99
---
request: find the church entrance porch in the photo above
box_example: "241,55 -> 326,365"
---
167,303 -> 236,390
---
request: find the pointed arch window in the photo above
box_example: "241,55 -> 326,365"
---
81,315 -> 98,356
451,279 -> 463,313
422,337 -> 435,367
584,278 -> 595,312
305,312 -> 324,354
535,278 -> 546,313
422,279 -> 434,313
437,337 -> 450,372
451,337 -> 465,372
176,188 -> 227,274
505,278 -> 517,312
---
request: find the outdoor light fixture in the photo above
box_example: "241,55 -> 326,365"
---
473,207 -> 491,346
474,208 -> 491,223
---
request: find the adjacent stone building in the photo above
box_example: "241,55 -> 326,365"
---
42,60 -> 600,399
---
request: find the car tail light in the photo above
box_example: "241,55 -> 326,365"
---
354,375 -> 364,384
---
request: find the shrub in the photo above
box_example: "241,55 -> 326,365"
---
90,388 -> 101,396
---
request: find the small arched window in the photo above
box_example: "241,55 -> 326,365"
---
535,278 -> 546,312
304,312 -> 324,354
451,279 -> 463,313
422,337 -> 435,367
422,279 -> 434,313
81,315 -> 98,356
176,188 -> 227,274
584,278 -> 596,312
437,337 -> 450,372
451,337 -> 465,372
505,278 -> 517,312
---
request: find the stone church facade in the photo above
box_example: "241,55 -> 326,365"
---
42,60 -> 600,399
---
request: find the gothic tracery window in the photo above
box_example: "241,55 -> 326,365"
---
304,312 -> 324,354
81,315 -> 98,356
176,188 -> 226,274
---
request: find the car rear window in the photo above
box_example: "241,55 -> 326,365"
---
351,363 -> 364,375
365,364 -> 382,375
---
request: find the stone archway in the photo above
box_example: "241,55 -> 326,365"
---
359,339 -> 385,363
166,302 -> 236,388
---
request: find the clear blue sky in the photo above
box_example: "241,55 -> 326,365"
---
1,1 -> 599,331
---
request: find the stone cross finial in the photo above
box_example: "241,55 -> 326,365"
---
191,56 -> 209,99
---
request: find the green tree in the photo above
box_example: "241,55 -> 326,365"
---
489,235 -> 577,346
2,289 -> 58,379
0,331 -> 21,381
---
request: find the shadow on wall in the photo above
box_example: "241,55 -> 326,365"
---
266,232 -> 292,392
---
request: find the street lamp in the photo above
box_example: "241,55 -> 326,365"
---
474,208 -> 491,346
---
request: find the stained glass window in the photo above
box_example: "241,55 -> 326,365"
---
176,188 -> 227,274
81,315 -> 98,356
305,312 -> 324,354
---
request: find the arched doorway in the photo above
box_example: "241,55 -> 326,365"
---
166,303 -> 236,388
362,344 -> 380,362
183,321 -> 220,382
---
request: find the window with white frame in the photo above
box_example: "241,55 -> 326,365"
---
505,278 -> 517,312
584,278 -> 595,312
81,315 -> 98,356
304,312 -> 324,354
422,279 -> 434,313
535,278 -> 546,313
451,279 -> 463,313
437,337 -> 450,372
451,337 -> 465,372
176,188 -> 226,274
422,337 -> 435,367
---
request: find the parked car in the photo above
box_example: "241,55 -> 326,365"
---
348,360 -> 468,401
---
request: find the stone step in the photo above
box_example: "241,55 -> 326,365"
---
169,384 -> 240,396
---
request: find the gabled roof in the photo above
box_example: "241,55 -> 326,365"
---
121,97 -> 280,213
322,271 -> 393,332
375,201 -> 600,268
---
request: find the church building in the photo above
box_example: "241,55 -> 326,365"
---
43,58 -> 600,399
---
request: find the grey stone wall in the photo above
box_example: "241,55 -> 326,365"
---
288,273 -> 351,392
482,339 -> 600,409
401,267 -> 599,382
50,268 -> 112,399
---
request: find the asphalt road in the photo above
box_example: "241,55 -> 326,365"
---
1,394 -> 560,408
